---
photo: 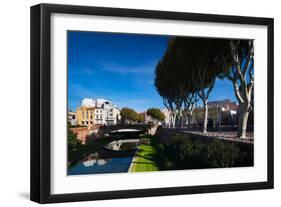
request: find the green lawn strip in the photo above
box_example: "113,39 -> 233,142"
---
131,137 -> 162,172
68,138 -> 113,166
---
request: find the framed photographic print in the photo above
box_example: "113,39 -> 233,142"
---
30,3 -> 274,203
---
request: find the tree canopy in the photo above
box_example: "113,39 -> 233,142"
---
120,107 -> 143,123
154,36 -> 254,137
146,108 -> 165,121
154,37 -> 227,129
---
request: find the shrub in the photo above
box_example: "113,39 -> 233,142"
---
160,133 -> 253,170
68,130 -> 82,152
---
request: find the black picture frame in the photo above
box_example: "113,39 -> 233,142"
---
30,3 -> 274,204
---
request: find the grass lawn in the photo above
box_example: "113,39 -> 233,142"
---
131,136 -> 162,172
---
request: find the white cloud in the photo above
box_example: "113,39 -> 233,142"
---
98,62 -> 156,75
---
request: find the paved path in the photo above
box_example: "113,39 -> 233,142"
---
182,130 -> 254,144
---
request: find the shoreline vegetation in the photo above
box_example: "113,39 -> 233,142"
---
68,127 -> 253,174
131,133 -> 253,173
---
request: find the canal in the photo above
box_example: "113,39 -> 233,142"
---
68,138 -> 140,175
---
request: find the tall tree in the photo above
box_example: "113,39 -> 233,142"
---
155,37 -> 226,132
221,40 -> 254,138
171,37 -> 224,133
155,46 -> 183,128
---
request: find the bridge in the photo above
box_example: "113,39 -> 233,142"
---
99,124 -> 150,135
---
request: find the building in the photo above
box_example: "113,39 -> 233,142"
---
160,99 -> 239,128
161,108 -> 171,126
77,98 -> 121,126
76,106 -> 95,127
68,110 -> 77,126
208,99 -> 238,116
192,99 -> 238,127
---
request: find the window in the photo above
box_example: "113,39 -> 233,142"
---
81,121 -> 84,125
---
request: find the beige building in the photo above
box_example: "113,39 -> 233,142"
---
76,106 -> 96,127
79,98 -> 121,126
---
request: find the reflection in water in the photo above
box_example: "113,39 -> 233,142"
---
68,140 -> 139,175
105,139 -> 139,151
82,153 -> 110,167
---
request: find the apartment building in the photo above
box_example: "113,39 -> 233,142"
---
76,106 -> 95,126
67,110 -> 77,126
77,98 -> 121,126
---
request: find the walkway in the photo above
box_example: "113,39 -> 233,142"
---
182,130 -> 254,144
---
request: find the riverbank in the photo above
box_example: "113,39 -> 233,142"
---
130,136 -> 162,172
68,138 -> 113,166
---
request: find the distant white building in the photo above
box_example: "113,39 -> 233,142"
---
68,110 -> 77,126
161,108 -> 171,127
81,98 -> 96,107
80,98 -> 120,125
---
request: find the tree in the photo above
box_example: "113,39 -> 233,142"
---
146,108 -> 165,125
184,38 -> 228,133
220,40 -> 254,138
120,107 -> 140,124
68,129 -> 82,152
137,113 -> 145,123
155,37 -> 225,132
155,47 -> 183,128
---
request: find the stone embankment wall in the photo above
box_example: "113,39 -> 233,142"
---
155,127 -> 253,148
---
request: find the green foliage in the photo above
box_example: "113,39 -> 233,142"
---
146,108 -> 165,121
160,133 -> 253,170
137,113 -> 145,122
68,124 -> 86,128
68,129 -> 82,152
154,37 -> 254,131
120,107 -> 143,123
154,37 -> 227,109
132,134 -> 253,172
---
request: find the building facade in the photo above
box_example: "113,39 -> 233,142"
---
67,110 -> 77,126
160,99 -> 239,128
192,99 -> 239,127
77,98 -> 121,126
76,106 -> 95,126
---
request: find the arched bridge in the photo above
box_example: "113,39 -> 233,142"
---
100,124 -> 150,135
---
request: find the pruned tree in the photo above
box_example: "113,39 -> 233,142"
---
155,37 -> 229,132
194,67 -> 216,133
146,108 -> 165,125
221,40 -> 254,138
120,107 -> 140,124
171,37 -> 224,133
155,46 -> 183,128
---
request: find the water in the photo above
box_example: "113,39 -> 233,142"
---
68,140 -> 138,175
68,155 -> 133,175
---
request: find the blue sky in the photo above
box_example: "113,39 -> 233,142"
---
68,31 -> 236,112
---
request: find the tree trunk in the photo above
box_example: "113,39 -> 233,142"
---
203,100 -> 208,133
187,111 -> 192,129
238,105 -> 249,138
171,113 -> 176,128
180,114 -> 185,128
168,115 -> 171,128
